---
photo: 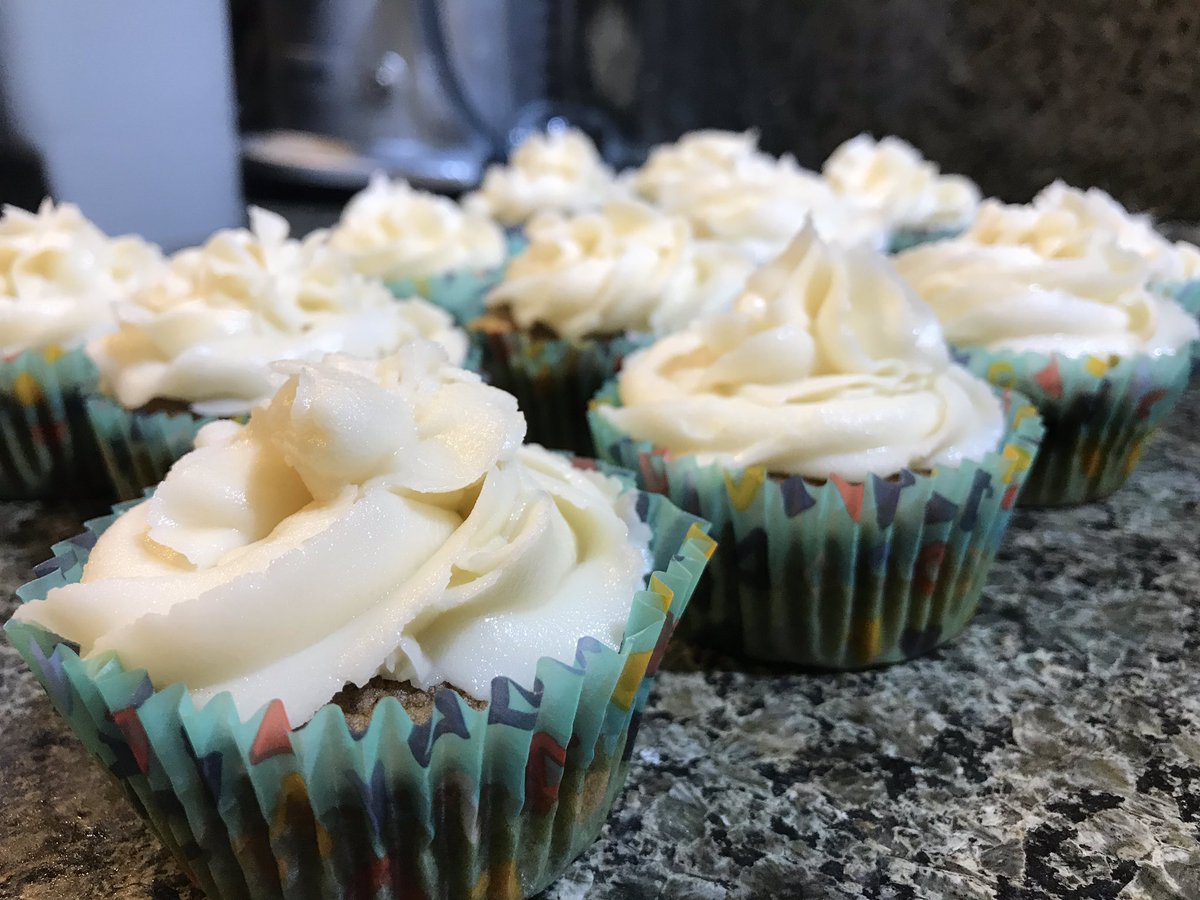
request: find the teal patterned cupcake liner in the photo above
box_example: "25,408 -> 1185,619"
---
0,345 -> 110,500
1155,280 -> 1200,365
955,342 -> 1194,507
475,330 -> 653,456
5,481 -> 714,900
588,383 -> 1044,669
86,396 -> 228,501
386,235 -> 528,326
887,226 -> 964,254
1160,278 -> 1200,317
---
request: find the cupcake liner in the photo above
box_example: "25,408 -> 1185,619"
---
954,342 -> 1194,506
86,396 -> 227,501
588,383 -> 1044,668
1160,278 -> 1200,318
1156,280 -> 1200,366
386,235 -> 528,327
475,331 -> 654,457
0,345 -> 110,500
5,482 -> 714,900
887,226 -> 964,254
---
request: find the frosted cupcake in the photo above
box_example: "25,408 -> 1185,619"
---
589,225 -> 1043,668
329,174 -> 510,324
463,128 -> 616,227
896,200 -> 1198,505
474,199 -> 754,454
1033,181 -> 1200,319
87,207 -> 467,498
7,343 -> 713,899
0,200 -> 163,498
629,129 -> 887,262
822,134 -> 980,252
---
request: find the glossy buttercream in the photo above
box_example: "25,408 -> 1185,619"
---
14,344 -> 651,723
485,199 -> 753,338
602,225 -> 1004,480
0,200 -> 164,356
89,208 -> 467,415
823,134 -> 980,231
464,128 -> 616,226
330,174 -> 506,279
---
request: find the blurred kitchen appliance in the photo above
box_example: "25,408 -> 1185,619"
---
241,0 -> 657,191
245,0 -> 545,191
0,0 -> 243,249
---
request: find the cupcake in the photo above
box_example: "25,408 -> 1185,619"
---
87,207 -> 468,500
463,128 -> 617,228
7,343 -> 713,899
474,199 -> 754,454
329,174 -> 511,324
1032,181 -> 1200,320
0,199 -> 163,498
821,134 -> 981,252
895,199 -> 1198,506
628,129 -> 887,262
589,225 -> 1043,668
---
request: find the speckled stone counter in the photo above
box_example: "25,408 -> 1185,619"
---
2,384 -> 1198,900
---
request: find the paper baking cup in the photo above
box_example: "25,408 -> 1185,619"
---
955,342 -> 1194,506
1157,281 -> 1200,366
0,345 -> 110,500
888,226 -> 964,254
476,330 -> 653,456
386,235 -> 528,326
588,383 -> 1044,669
5,483 -> 713,900
86,397 -> 224,502
1161,279 -> 1200,317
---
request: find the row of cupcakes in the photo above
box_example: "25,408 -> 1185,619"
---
4,128 -> 1196,504
2,129 -> 1198,899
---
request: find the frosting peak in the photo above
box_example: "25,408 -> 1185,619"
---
822,134 -> 980,231
464,128 -> 616,226
89,208 -> 467,415
329,175 -> 506,280
15,344 -> 650,724
630,130 -> 887,260
896,198 -> 1200,357
485,199 -> 753,337
1032,182 -> 1200,284
604,226 -> 1004,480
0,199 -> 164,356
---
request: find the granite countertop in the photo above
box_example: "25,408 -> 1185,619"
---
0,385 -> 1197,900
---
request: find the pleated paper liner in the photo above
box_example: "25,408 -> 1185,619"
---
0,345 -> 111,500
955,341 -> 1195,507
473,327 -> 653,456
5,484 -> 714,900
86,396 -> 232,502
385,234 -> 528,327
1156,280 -> 1200,365
588,383 -> 1045,669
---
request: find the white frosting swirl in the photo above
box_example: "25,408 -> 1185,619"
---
0,200 -> 164,356
822,134 -> 980,231
14,344 -> 651,724
895,239 -> 1199,357
329,174 -> 506,280
629,130 -> 887,261
485,200 -> 754,338
463,128 -> 616,226
1033,182 -> 1200,284
603,226 -> 1004,480
89,208 -> 468,416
